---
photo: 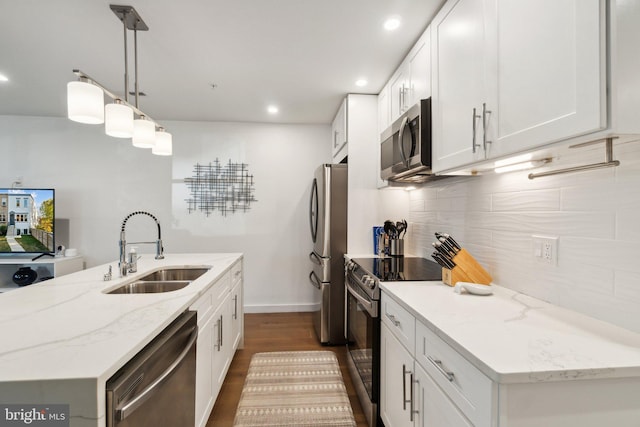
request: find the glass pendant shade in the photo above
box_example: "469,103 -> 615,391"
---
152,129 -> 172,156
132,116 -> 156,148
105,102 -> 134,138
67,81 -> 104,124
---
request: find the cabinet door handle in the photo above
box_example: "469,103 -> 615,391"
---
482,102 -> 492,151
408,370 -> 415,422
215,315 -> 223,351
402,364 -> 414,421
385,313 -> 401,327
402,364 -> 410,410
428,355 -> 455,382
472,108 -> 481,153
334,130 -> 339,148
233,294 -> 238,320
214,317 -> 221,351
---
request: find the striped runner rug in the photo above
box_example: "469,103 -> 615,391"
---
233,350 -> 356,427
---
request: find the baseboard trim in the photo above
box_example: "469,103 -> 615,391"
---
244,303 -> 320,314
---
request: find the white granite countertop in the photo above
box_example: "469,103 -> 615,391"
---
0,253 -> 242,384
381,280 -> 640,384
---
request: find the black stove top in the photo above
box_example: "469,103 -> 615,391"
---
351,257 -> 442,282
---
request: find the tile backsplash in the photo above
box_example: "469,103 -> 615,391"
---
407,138 -> 640,333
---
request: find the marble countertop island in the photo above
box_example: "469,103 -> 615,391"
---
0,253 -> 242,427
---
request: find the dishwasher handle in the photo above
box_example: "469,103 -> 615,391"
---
116,326 -> 198,421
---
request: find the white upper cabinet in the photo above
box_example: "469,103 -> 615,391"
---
331,97 -> 348,162
390,65 -> 410,121
378,81 -> 392,136
407,27 -> 431,107
432,0 -> 606,173
387,27 -> 433,126
431,0 -> 489,172
485,0 -> 605,159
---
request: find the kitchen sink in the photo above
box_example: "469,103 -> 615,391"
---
107,280 -> 192,294
138,267 -> 211,282
106,267 -> 211,294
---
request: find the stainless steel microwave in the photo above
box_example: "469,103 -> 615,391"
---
380,98 -> 438,183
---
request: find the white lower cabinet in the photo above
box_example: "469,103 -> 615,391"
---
195,309 -> 215,427
414,320 -> 494,427
382,323 -> 474,427
193,260 -> 244,427
381,288 -> 640,427
211,293 -> 232,396
230,279 -> 243,351
415,362 -> 472,427
380,323 -> 416,427
381,291 -> 493,427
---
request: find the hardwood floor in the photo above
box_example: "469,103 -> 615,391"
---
206,312 -> 368,427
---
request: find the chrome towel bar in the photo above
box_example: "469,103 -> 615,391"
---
528,137 -> 620,179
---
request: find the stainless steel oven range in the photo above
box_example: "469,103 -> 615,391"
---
345,257 -> 441,427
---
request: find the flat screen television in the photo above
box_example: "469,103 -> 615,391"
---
0,188 -> 55,258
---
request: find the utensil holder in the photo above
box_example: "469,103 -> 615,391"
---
441,249 -> 492,286
390,239 -> 404,257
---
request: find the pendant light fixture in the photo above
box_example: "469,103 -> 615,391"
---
67,5 -> 171,155
132,115 -> 155,147
152,128 -> 173,156
105,100 -> 134,138
67,79 -> 104,124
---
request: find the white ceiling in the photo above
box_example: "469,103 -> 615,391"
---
0,0 -> 443,124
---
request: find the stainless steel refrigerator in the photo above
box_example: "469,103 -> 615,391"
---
308,163 -> 348,345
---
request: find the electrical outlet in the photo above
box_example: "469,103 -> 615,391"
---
532,235 -> 558,266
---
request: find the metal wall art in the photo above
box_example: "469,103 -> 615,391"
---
184,159 -> 257,216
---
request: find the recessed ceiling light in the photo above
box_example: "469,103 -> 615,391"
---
0,74 -> 8,82
384,17 -> 401,31
355,79 -> 368,87
267,105 -> 279,114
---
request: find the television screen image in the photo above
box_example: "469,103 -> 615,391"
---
0,188 -> 55,254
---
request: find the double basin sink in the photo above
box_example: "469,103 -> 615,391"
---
107,267 -> 211,294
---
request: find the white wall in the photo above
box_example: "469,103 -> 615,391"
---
0,115 -> 331,312
346,94 -> 410,255
406,138 -> 640,333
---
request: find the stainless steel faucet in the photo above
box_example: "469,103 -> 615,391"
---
119,211 -> 164,277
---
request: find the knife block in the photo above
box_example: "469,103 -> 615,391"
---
441,249 -> 492,286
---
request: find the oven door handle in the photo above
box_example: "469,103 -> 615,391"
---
346,280 -> 378,317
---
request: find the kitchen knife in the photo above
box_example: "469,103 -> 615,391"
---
431,253 -> 446,268
438,236 -> 459,255
432,242 -> 454,260
433,252 -> 455,269
443,233 -> 462,250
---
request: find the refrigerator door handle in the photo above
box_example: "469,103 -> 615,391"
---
308,271 -> 322,289
309,252 -> 322,266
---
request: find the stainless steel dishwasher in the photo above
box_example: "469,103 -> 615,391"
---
106,310 -> 198,427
